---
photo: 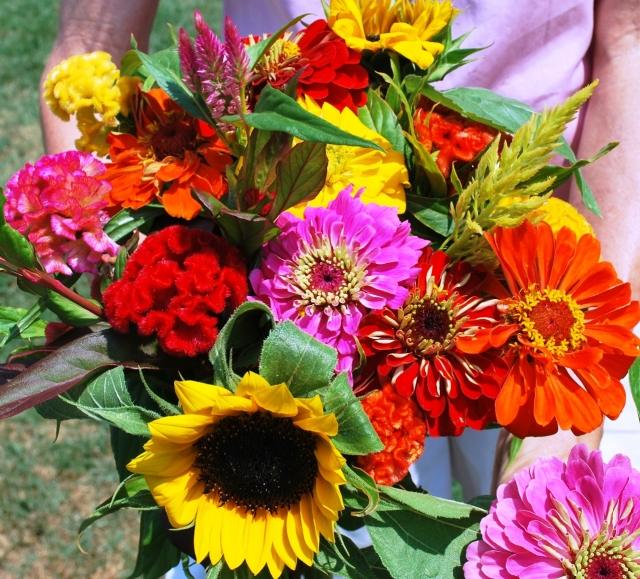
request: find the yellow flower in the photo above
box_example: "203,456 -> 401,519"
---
529,197 -> 594,237
127,372 -> 346,578
290,96 -> 408,216
328,0 -> 455,69
43,51 -> 138,155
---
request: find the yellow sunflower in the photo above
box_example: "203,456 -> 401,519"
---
127,372 -> 346,578
328,0 -> 456,69
290,96 -> 408,216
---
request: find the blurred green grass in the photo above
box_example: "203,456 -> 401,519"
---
0,1 -> 219,576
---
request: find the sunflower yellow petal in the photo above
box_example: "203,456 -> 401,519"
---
314,477 -> 344,519
294,413 -> 339,436
270,509 -> 298,570
235,371 -> 272,396
148,413 -> 213,444
315,437 -> 347,472
266,546 -> 285,579
194,495 -> 219,563
295,395 -> 325,419
299,494 -> 320,552
221,504 -> 248,569
127,446 -> 195,478
147,470 -> 203,527
239,380 -> 298,417
319,464 -> 347,485
175,380 -> 238,414
312,498 -> 336,542
285,503 -> 314,566
245,510 -> 269,575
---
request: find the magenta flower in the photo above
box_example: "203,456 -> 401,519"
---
3,151 -> 118,275
464,444 -> 640,578
250,187 -> 428,375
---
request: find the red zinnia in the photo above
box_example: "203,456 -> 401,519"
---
414,101 -> 497,178
105,88 -> 232,220
358,248 -> 506,436
355,384 -> 426,486
104,225 -> 248,357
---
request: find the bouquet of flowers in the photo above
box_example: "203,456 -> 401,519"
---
2,0 -> 640,577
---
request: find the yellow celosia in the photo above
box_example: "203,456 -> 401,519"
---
290,96 -> 408,216
529,197 -> 594,237
328,0 -> 455,69
43,51 -> 138,155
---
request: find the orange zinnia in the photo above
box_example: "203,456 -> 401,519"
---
458,221 -> 640,437
105,88 -> 231,219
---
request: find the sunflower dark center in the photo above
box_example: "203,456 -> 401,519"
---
193,412 -> 318,513
585,555 -> 624,579
310,262 -> 346,293
150,119 -> 198,159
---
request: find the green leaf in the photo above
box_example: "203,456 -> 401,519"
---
358,91 -> 406,153
0,329 -> 150,419
37,366 -> 158,436
129,510 -> 181,579
321,374 -> 383,456
111,427 -> 148,481
44,290 -> 101,326
237,85 -> 383,150
404,131 -> 447,197
344,465 -> 380,516
0,304 -> 47,347
379,485 -> 486,519
104,207 -> 163,242
0,190 -> 39,269
629,357 -> 640,420
209,302 -> 275,390
259,321 -> 337,396
269,141 -> 328,218
508,436 -> 524,465
136,49 -> 211,123
407,195 -> 454,236
425,29 -> 483,83
315,537 -> 390,579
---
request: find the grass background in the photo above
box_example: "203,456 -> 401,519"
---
0,2 -> 219,577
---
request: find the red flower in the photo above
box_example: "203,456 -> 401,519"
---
104,225 -> 248,357
355,384 -> 426,486
358,248 -> 506,436
414,102 -> 497,178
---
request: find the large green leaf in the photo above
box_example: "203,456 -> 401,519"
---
358,91 -> 405,153
269,141 -> 328,218
0,329 -> 150,419
315,537 -> 390,579
407,195 -> 454,236
44,290 -> 101,326
320,374 -> 383,456
0,305 -> 46,347
37,366 -> 158,436
0,190 -> 39,269
380,485 -> 486,519
236,85 -> 383,150
259,321 -> 337,396
129,510 -> 181,579
209,302 -> 275,390
629,357 -> 640,421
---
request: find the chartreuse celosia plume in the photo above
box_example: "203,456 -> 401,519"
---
127,372 -> 346,578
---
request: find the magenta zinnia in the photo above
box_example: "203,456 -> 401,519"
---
3,151 -> 118,275
464,445 -> 640,578
250,187 -> 427,375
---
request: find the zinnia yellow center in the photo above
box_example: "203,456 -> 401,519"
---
514,288 -> 586,356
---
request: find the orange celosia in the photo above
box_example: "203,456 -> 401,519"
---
105,88 -> 231,220
457,221 -> 640,437
355,384 -> 426,485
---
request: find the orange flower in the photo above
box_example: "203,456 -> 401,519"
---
355,384 -> 426,485
458,221 -> 640,437
105,88 -> 231,219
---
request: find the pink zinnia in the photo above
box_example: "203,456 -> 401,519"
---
250,187 -> 428,375
4,151 -> 118,275
464,445 -> 640,578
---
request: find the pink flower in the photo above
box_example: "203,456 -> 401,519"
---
464,444 -> 640,578
250,187 -> 428,376
3,151 -> 118,275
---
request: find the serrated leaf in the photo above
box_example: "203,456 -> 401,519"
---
235,85 -> 383,150
209,302 -> 275,390
269,141 -> 328,217
259,321 -> 337,396
321,374 -> 382,456
358,91 -> 405,153
629,357 -> 640,420
0,329 -> 150,419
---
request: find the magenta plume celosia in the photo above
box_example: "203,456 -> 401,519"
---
250,187 -> 428,376
179,12 -> 249,119
3,151 -> 118,275
464,444 -> 640,578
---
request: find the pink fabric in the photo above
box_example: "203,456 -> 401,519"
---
224,0 -> 594,144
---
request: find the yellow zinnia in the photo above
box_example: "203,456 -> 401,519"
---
290,96 -> 408,216
43,51 -> 138,155
127,372 -> 346,578
328,0 -> 456,69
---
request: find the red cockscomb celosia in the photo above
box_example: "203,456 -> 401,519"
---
104,225 -> 248,357
248,20 -> 368,112
105,88 -> 231,220
457,221 -> 640,437
358,247 -> 506,436
355,384 -> 427,486
414,102 -> 497,178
